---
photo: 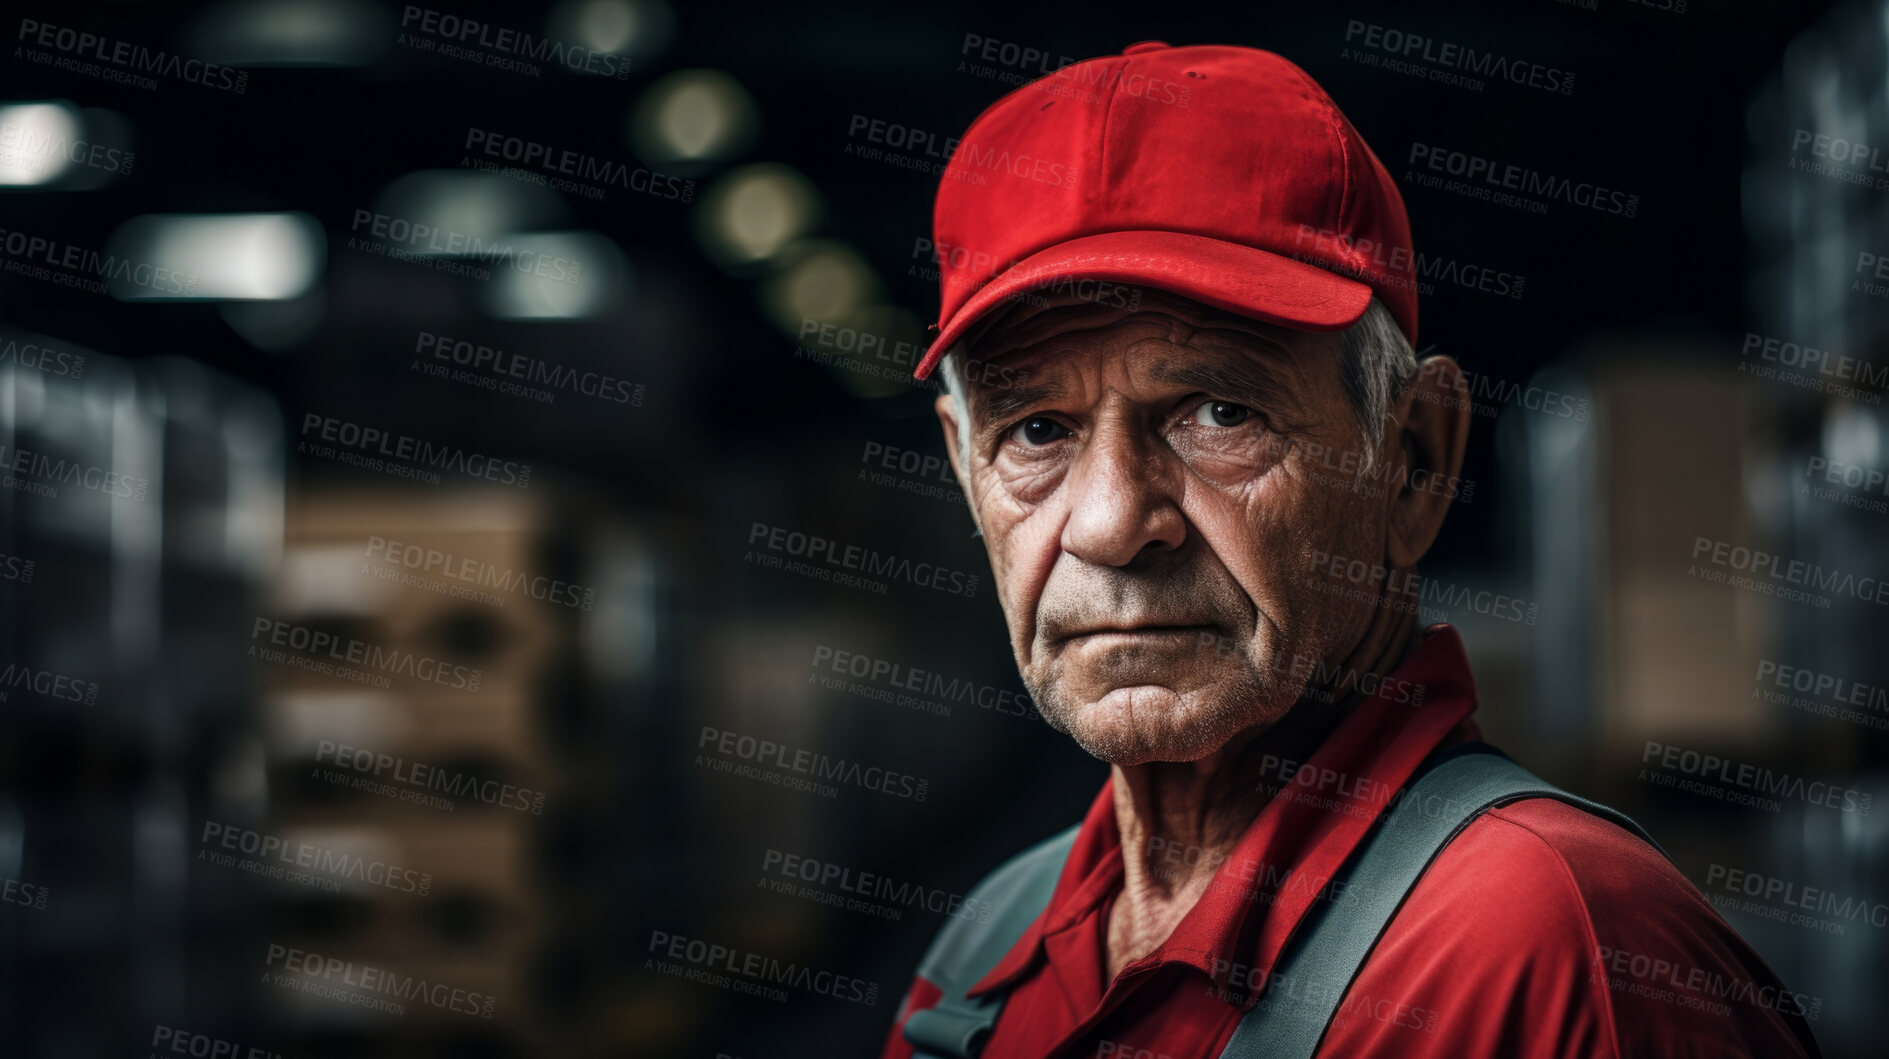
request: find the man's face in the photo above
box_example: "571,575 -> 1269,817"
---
941,291 -> 1396,766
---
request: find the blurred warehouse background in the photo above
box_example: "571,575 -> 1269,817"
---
0,0 -> 1885,1056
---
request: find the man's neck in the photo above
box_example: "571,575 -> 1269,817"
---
1101,615 -> 1421,980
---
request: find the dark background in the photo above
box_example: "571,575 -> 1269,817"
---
1,0 -> 1883,1056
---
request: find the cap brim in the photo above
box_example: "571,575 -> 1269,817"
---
914,229 -> 1374,380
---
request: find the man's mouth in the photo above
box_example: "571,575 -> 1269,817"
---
1054,623 -> 1218,646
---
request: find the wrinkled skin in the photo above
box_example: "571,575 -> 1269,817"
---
936,288 -> 1471,978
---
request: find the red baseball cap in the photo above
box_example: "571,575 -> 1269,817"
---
913,41 -> 1418,381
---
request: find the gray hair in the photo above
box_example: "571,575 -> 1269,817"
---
1335,297 -> 1421,469
937,297 -> 1418,476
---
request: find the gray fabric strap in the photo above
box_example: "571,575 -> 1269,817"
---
899,744 -> 1666,1059
1219,742 -> 1665,1059
903,823 -> 1081,1058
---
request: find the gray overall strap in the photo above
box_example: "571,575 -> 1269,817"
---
1220,741 -> 1666,1059
903,823 -> 1082,1058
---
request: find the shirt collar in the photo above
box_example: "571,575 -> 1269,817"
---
967,623 -> 1482,1001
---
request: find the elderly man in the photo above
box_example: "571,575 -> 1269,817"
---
878,43 -> 1818,1059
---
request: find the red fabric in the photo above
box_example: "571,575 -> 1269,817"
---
879,625 -> 1818,1058
914,42 -> 1418,381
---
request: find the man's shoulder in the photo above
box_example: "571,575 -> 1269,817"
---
1341,796 -> 1817,1057
914,823 -> 1081,984
1399,796 -> 1725,973
1358,797 -> 1656,1002
954,822 -> 1084,919
1462,796 -> 1694,912
973,823 -> 1085,893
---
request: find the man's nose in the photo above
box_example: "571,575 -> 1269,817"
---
1060,423 -> 1185,567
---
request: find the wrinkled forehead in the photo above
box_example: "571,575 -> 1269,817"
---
954,287 -> 1337,406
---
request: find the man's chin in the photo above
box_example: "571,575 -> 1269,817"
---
1051,683 -> 1255,765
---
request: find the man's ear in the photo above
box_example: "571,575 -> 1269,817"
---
1384,355 -> 1472,568
935,393 -> 985,537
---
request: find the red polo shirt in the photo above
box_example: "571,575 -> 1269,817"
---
880,625 -> 1819,1058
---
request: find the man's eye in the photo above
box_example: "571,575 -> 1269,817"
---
1192,401 -> 1253,428
1009,417 -> 1071,446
